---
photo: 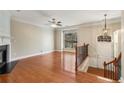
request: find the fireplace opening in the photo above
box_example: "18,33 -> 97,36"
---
0,45 -> 8,68
0,45 -> 18,74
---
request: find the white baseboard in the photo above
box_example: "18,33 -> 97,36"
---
11,50 -> 54,61
55,49 -> 63,52
78,56 -> 90,72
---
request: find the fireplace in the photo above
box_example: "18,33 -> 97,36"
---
0,45 -> 17,74
0,45 -> 8,68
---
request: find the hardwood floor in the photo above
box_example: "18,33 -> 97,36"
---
87,67 -> 104,77
0,51 -> 117,83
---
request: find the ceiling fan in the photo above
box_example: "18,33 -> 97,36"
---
48,18 -> 62,27
16,11 -> 62,27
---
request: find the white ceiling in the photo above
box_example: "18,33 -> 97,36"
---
11,10 -> 121,27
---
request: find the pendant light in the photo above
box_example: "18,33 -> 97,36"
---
97,14 -> 111,42
103,14 -> 108,36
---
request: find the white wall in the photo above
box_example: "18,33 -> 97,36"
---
54,28 -> 64,51
78,22 -> 121,68
54,29 -> 62,51
56,19 -> 121,69
11,19 -> 54,60
0,11 -> 11,45
0,11 -> 10,37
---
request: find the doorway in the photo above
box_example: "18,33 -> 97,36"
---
113,30 -> 120,58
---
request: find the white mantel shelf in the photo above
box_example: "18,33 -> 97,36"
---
0,43 -> 10,46
0,34 -> 10,38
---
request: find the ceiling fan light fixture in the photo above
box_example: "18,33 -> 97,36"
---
51,24 -> 57,28
48,18 -> 62,28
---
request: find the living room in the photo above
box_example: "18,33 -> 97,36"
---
0,10 -> 124,83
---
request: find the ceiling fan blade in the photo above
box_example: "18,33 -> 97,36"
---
52,18 -> 55,21
48,18 -> 56,24
57,21 -> 62,23
52,18 -> 56,23
48,21 -> 54,24
56,20 -> 61,25
47,18 -> 62,27
57,23 -> 62,26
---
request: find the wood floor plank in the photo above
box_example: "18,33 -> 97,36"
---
87,67 -> 104,77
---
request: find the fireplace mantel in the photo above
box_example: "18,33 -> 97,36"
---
0,35 -> 10,46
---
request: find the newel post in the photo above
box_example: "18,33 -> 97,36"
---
104,61 -> 106,77
75,45 -> 77,72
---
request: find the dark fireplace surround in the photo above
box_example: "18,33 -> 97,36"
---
0,45 -> 10,74
0,45 -> 8,68
0,45 -> 17,74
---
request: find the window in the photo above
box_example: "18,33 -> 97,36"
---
64,32 -> 77,49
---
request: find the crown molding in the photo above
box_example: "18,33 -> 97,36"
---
11,16 -> 48,28
79,17 -> 121,27
59,17 -> 121,30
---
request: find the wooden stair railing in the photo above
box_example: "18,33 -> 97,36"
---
104,53 -> 121,81
75,43 -> 89,71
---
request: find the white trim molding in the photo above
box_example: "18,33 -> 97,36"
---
55,49 -> 63,52
11,50 -> 54,61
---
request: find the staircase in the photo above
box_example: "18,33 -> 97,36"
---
75,43 -> 120,82
104,53 -> 121,81
75,43 -> 89,71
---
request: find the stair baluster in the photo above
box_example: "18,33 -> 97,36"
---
104,53 -> 121,81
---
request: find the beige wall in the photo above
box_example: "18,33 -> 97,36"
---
54,29 -> 62,51
11,20 -> 54,60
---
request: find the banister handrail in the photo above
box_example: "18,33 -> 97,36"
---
76,43 -> 89,48
104,53 -> 121,66
104,58 -> 116,65
104,52 -> 121,81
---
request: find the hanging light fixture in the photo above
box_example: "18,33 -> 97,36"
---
97,14 -> 111,42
